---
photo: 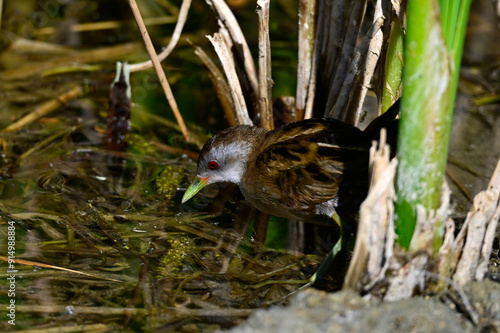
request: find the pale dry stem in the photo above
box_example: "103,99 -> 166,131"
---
257,0 -> 273,130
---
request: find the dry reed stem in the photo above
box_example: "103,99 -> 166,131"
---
193,44 -> 236,126
2,86 -> 83,132
208,30 -> 252,125
257,0 -> 273,130
296,0 -> 316,119
453,157 -> 500,285
207,0 -> 258,108
346,0 -> 385,126
344,131 -> 397,290
127,0 -> 191,142
130,0 -> 192,72
337,16 -> 385,124
453,193 -> 498,285
325,0 -> 365,119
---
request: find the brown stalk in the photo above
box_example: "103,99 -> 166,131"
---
257,0 -> 273,130
127,0 -> 191,143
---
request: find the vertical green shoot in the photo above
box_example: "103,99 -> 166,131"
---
394,0 -> 471,250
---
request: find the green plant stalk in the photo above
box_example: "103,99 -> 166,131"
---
395,0 -> 453,249
381,18 -> 404,113
446,0 -> 472,114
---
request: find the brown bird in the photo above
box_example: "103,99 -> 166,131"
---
182,101 -> 399,227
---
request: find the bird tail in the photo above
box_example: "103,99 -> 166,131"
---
363,99 -> 400,154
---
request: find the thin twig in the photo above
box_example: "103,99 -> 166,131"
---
257,0 -> 273,129
130,0 -> 192,72
127,0 -> 191,142
0,256 -> 122,282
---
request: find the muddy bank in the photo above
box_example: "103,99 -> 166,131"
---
229,279 -> 500,332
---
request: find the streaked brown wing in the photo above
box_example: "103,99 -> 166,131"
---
255,133 -> 370,211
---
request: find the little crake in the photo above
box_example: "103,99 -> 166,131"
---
182,103 -> 399,225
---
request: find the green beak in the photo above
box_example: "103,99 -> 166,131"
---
181,177 -> 209,203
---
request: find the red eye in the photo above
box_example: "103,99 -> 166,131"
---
208,161 -> 219,170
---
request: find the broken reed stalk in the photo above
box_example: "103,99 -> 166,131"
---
192,44 -> 236,126
344,130 -> 397,290
345,146 -> 500,298
207,30 -> 252,125
127,0 -> 191,143
256,0 -> 273,130
451,157 -> 500,285
130,0 -> 192,72
207,0 -> 259,116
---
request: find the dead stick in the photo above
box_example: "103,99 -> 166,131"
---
127,0 -> 191,143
